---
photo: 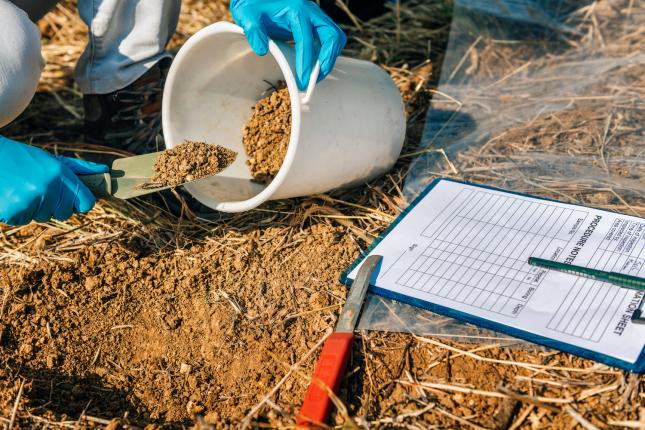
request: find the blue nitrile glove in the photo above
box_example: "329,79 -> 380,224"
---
230,0 -> 347,90
0,136 -> 109,226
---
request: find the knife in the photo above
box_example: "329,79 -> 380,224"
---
78,150 -> 234,200
296,254 -> 382,427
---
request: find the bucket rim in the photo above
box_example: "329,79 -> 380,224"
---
162,21 -> 303,213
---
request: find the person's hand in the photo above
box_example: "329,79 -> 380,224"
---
230,0 -> 347,90
0,136 -> 109,226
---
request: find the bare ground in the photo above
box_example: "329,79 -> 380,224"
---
1,0 -> 644,429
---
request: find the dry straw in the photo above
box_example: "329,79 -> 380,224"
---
0,0 -> 643,428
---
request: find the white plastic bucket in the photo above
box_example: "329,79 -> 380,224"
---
162,22 -> 406,213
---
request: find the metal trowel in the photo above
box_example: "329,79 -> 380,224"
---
78,150 -> 236,200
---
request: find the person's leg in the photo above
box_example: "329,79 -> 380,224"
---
0,0 -> 44,128
8,0 -> 59,22
74,0 -> 181,154
72,0 -> 211,218
74,0 -> 181,95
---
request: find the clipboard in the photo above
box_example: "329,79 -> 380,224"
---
341,178 -> 645,372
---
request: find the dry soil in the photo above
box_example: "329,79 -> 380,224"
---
242,85 -> 291,184
145,140 -> 237,188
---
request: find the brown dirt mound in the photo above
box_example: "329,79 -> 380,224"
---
0,221 -> 357,427
145,140 -> 237,188
242,85 -> 291,184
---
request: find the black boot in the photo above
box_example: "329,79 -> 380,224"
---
319,0 -> 389,24
84,57 -> 171,155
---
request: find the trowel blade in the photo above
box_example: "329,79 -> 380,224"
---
110,151 -> 171,200
108,147 -> 237,200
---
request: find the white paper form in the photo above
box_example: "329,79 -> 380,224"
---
347,179 -> 645,364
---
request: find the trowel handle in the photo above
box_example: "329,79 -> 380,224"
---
79,172 -> 112,198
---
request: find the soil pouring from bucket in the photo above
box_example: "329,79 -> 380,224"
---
144,140 -> 237,188
242,83 -> 291,184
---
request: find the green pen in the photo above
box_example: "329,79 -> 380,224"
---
527,257 -> 645,291
528,257 -> 645,325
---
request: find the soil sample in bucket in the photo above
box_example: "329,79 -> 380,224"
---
144,140 -> 237,188
242,84 -> 291,184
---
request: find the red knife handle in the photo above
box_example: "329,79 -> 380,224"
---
296,332 -> 354,427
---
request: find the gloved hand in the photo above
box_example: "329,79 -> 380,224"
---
231,0 -> 347,90
0,136 -> 109,226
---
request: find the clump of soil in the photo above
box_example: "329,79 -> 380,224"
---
145,140 -> 237,188
242,84 -> 291,184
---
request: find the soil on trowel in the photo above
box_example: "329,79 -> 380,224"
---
242,83 -> 291,184
144,140 -> 237,188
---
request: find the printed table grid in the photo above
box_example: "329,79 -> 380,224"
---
395,189 -> 584,318
547,218 -> 645,342
421,189 -> 587,242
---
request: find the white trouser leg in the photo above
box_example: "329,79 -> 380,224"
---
0,0 -> 44,128
74,0 -> 181,95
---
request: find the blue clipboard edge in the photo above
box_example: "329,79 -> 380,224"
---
339,177 -> 645,373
